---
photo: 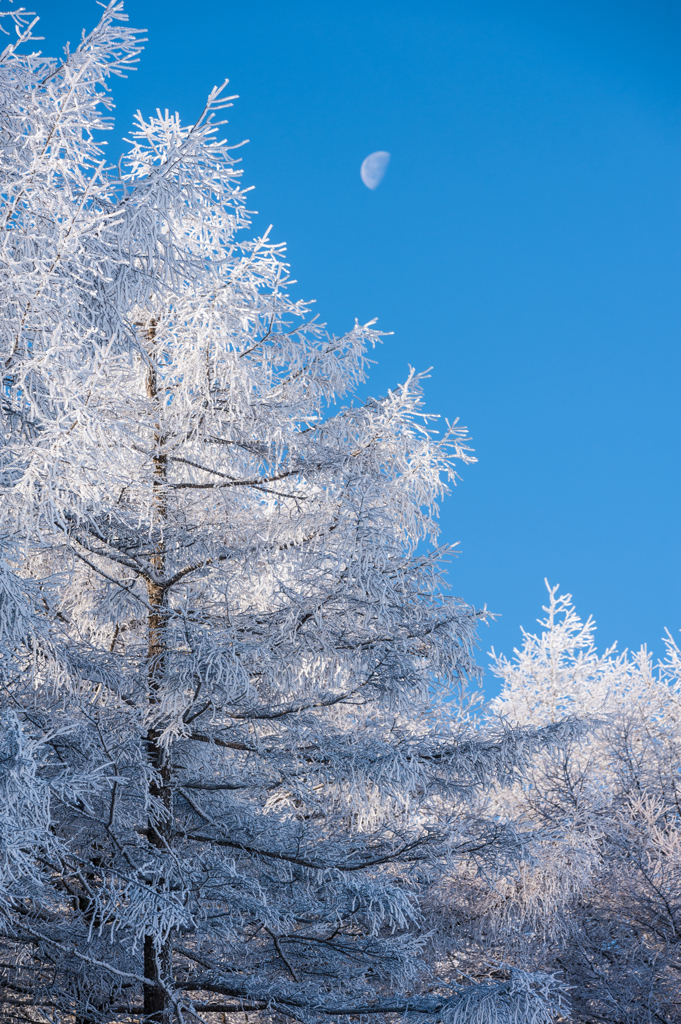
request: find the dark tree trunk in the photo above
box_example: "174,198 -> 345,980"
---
143,324 -> 173,1023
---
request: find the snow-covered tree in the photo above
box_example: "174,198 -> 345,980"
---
0,5 -> 567,1024
488,585 -> 681,1024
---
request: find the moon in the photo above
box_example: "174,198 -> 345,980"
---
360,151 -> 390,190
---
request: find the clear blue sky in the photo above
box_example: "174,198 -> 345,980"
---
41,0 -> 680,692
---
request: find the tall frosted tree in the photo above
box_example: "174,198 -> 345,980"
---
0,5 -> 565,1024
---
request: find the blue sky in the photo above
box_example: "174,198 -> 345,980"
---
42,0 -> 680,692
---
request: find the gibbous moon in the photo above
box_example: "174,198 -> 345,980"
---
360,151 -> 390,190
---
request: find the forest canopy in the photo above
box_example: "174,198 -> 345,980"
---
0,5 -> 677,1024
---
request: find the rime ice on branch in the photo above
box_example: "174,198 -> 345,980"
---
0,5 -> 566,1024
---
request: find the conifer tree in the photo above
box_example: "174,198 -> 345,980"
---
488,585 -> 681,1024
0,6 -> 565,1023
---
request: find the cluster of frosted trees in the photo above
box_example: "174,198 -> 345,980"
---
0,4 -> 677,1024
487,587 -> 681,1023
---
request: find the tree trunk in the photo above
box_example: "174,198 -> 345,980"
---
143,579 -> 172,1022
143,324 -> 172,1023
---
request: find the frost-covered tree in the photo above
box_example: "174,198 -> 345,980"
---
0,5 -> 566,1024
488,585 -> 681,1024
